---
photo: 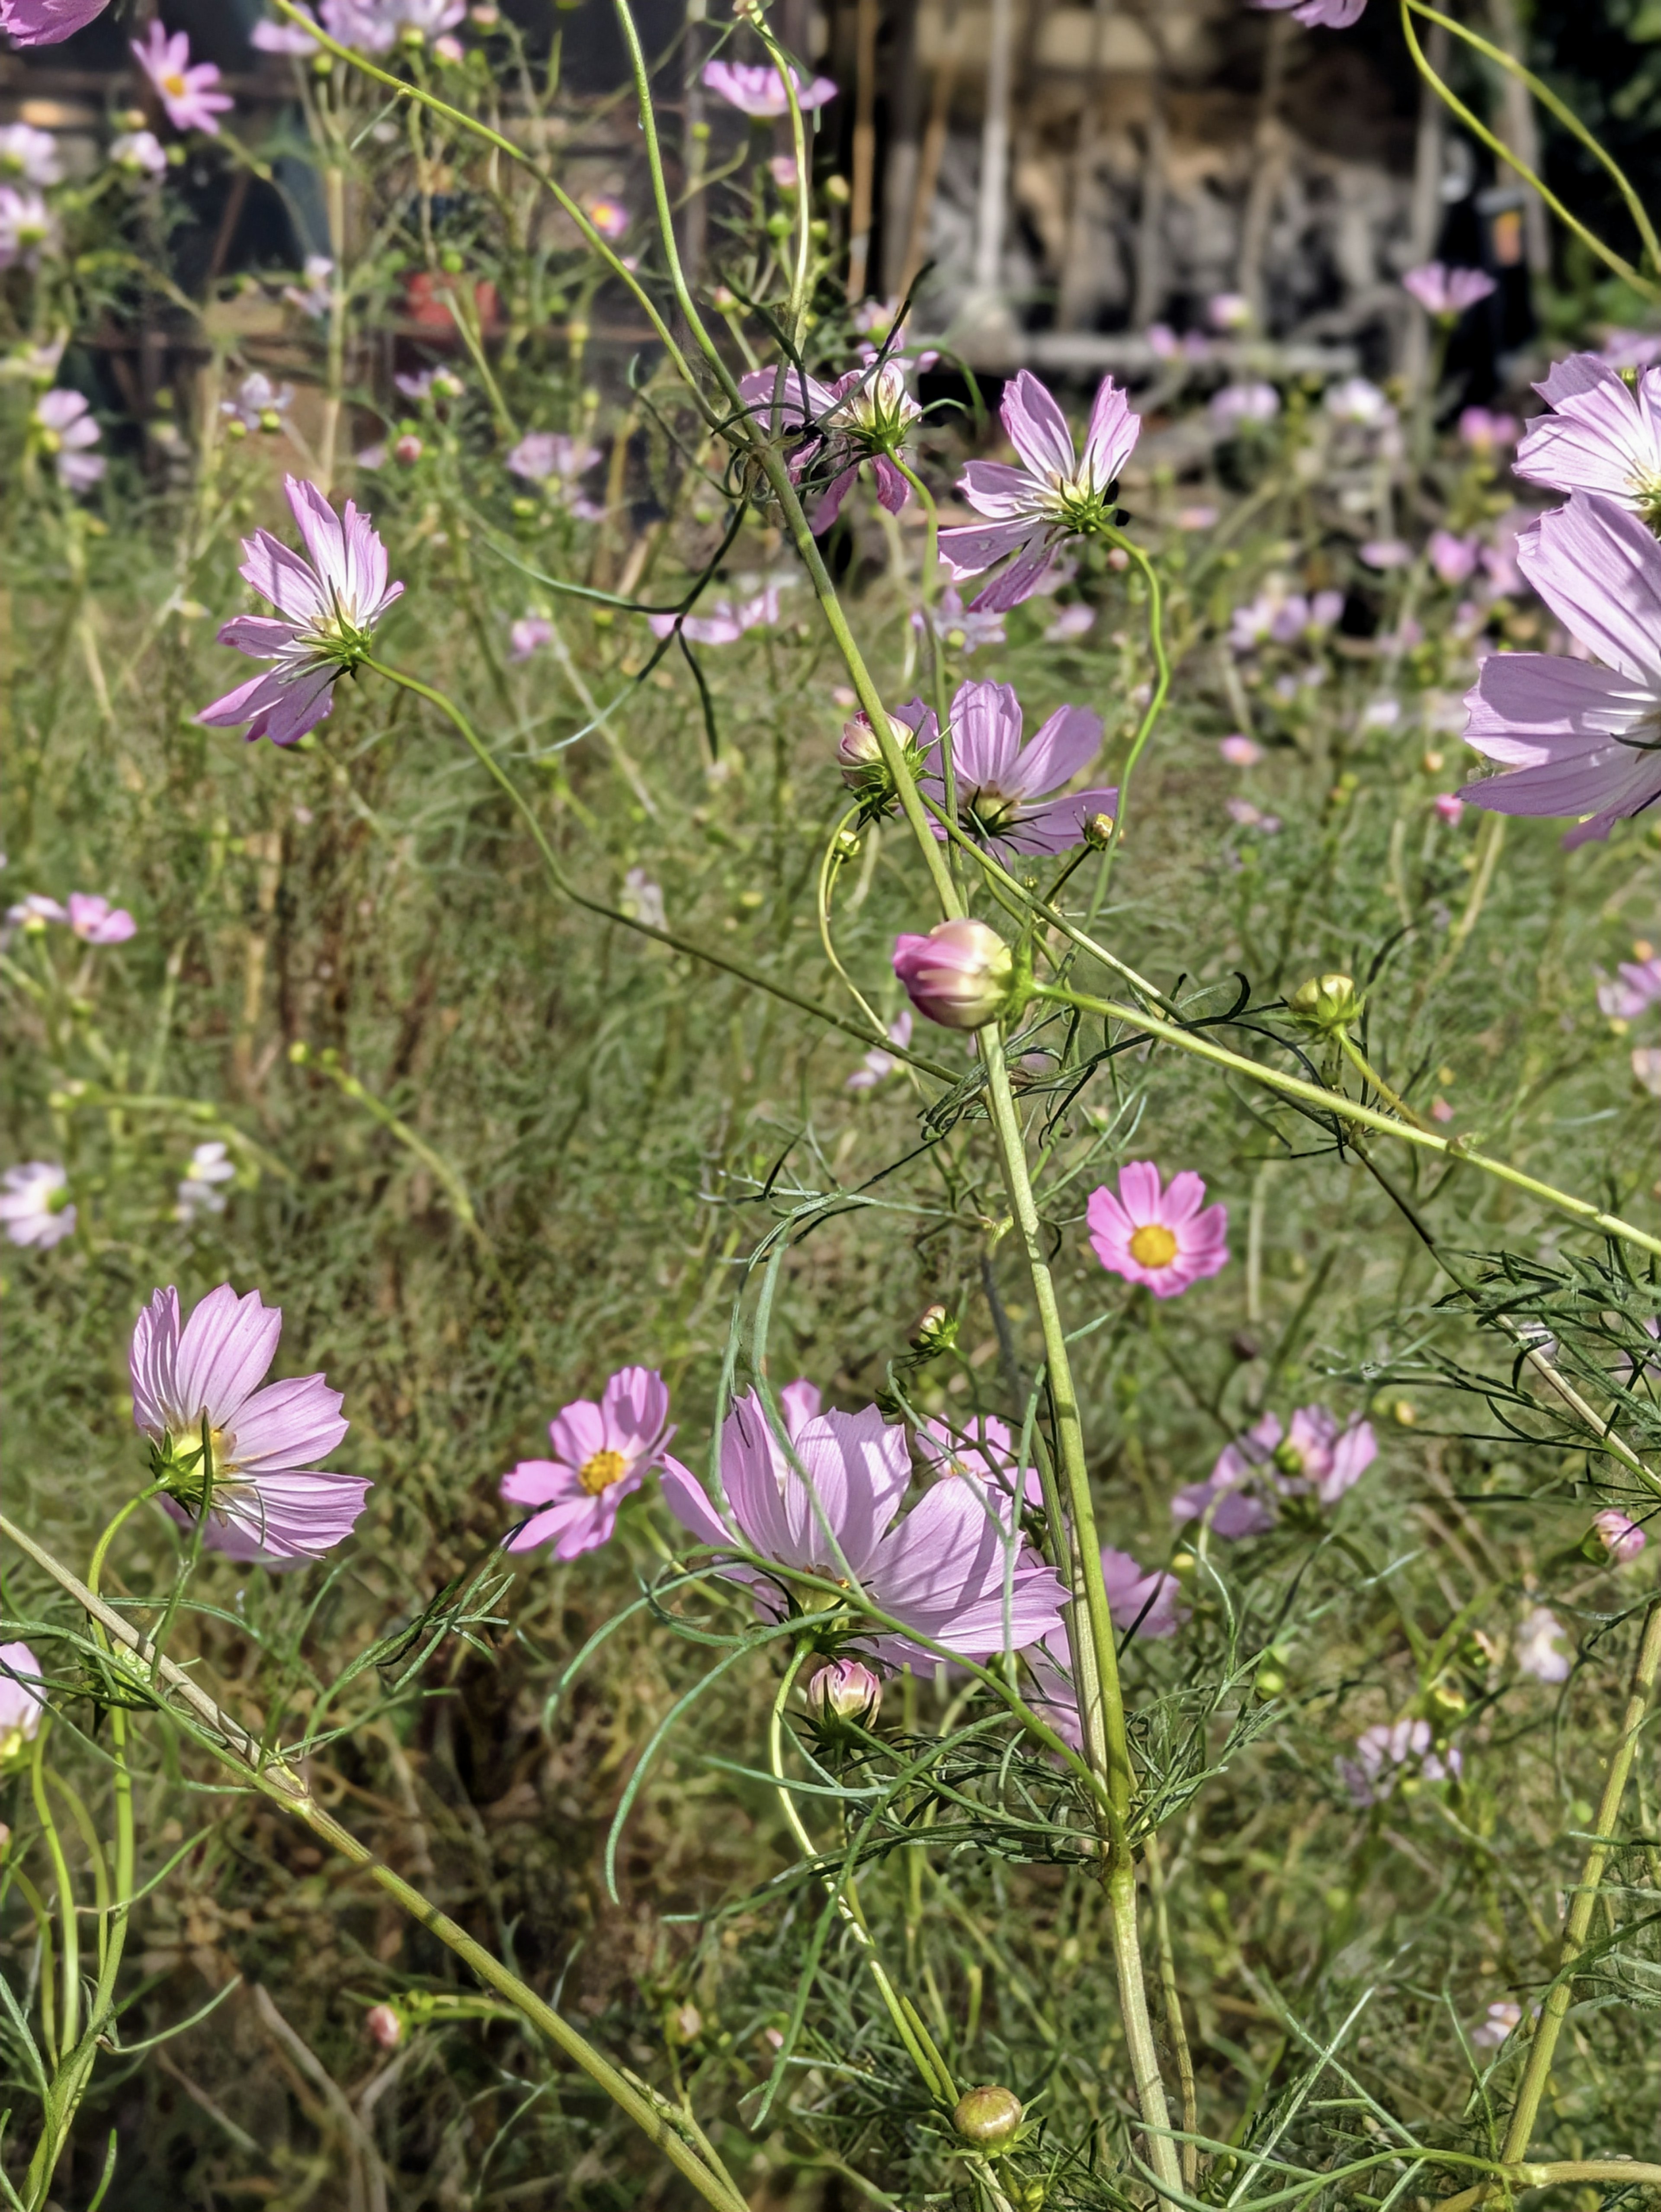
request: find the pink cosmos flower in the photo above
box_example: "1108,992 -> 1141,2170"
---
939,372 -> 1140,612
1433,793 -> 1465,824
284,254 -> 334,320
1026,1549 -> 1188,1745
700,59 -> 837,119
1087,1162 -> 1228,1299
65,891 -> 136,943
1209,381 -> 1279,430
132,22 -> 233,135
1249,0 -> 1366,28
34,390 -> 103,490
1360,538 -> 1412,570
1601,330 -> 1661,370
913,679 -> 1114,861
740,359 -> 919,532
847,1009 -> 912,1090
1597,955 -> 1661,1018
1459,492 -> 1661,845
914,1414 -> 1045,1510
1592,1508 -> 1646,1564
1429,529 -> 1480,586
1401,263 -> 1496,317
1219,734 -> 1263,765
252,5 -> 324,52
1043,603 -> 1096,643
1172,1405 -> 1376,1536
1515,1604 -> 1572,1683
0,1162 -> 74,1249
199,475 -> 404,747
0,0 -> 108,42
0,123 -> 62,186
584,196 -> 629,240
506,430 -> 601,485
912,586 -> 1006,655
892,917 -> 1015,1030
648,586 -> 779,646
0,1641 -> 45,1761
508,616 -> 553,663
500,1366 -> 676,1559
1459,406 -> 1519,452
1228,587 -> 1343,654
1324,377 -> 1396,430
110,128 -> 167,176
660,1387 -> 1067,1667
1207,291 -> 1251,332
1513,353 -> 1661,519
1338,1718 -> 1460,1807
130,1283 -> 367,1565
223,371 -> 295,430
1225,797 -> 1281,833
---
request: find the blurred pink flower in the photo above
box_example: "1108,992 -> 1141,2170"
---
506,430 -> 602,489
1429,529 -> 1480,585
133,21 -> 233,134
1026,1551 -> 1187,1744
916,679 -> 1115,861
660,1388 -> 1067,1667
647,586 -> 779,646
0,123 -> 62,185
1360,538 -> 1412,570
1460,493 -> 1661,844
1430,1096 -> 1455,1122
1338,1718 -> 1460,1806
1209,381 -> 1278,430
33,389 -> 103,490
940,371 -> 1140,612
110,128 -> 167,176
1513,353 -> 1661,517
1515,1604 -> 1572,1683
1459,406 -> 1518,452
1173,1405 -> 1376,1536
199,476 -> 404,747
1401,263 -> 1495,317
1433,793 -> 1465,824
584,195 -> 629,240
1634,1047 -> 1661,1096
131,1283 -> 367,1565
1219,733 -> 1263,766
0,1162 -> 74,1249
1087,1161 -> 1228,1299
1592,1508 -> 1646,1564
1324,377 -> 1395,429
1471,2000 -> 1523,2050
501,1366 -> 676,1559
0,1641 -> 45,1760
912,586 -> 1005,654
1600,329 -> 1661,369
700,60 -> 837,118
508,616 -> 553,663
1597,955 -> 1661,1018
846,1009 -> 911,1090
252,5 -> 324,52
1225,797 -> 1281,832
1042,602 -> 1096,642
1207,291 -> 1251,331
66,892 -> 135,943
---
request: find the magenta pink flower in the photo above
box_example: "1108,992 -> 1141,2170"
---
584,196 -> 629,241
65,891 -> 136,943
915,1415 -> 1044,1509
940,372 -> 1140,612
1248,0 -> 1366,28
1401,263 -> 1496,317
1087,1161 -> 1228,1299
1026,1550 -> 1187,1744
199,475 -> 403,747
1592,1508 -> 1646,1564
1429,529 -> 1480,586
252,5 -> 324,52
500,1366 -> 676,1559
700,59 -> 837,118
0,0 -> 108,42
892,917 -> 1016,1031
1172,1406 -> 1376,1536
1434,793 -> 1465,824
130,1284 -> 367,1566
133,22 -> 233,135
1459,492 -> 1661,845
739,360 -> 918,531
1513,353 -> 1661,519
659,1388 -> 1067,1667
914,680 -> 1114,861
1597,955 -> 1661,1019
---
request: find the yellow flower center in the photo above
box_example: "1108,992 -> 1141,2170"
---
162,70 -> 188,96
578,1448 -> 629,1496
1128,1223 -> 1179,1269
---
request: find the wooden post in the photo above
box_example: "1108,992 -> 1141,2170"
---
1057,0 -> 1117,332
899,1 -> 963,298
973,0 -> 1016,297
1131,83 -> 1167,332
882,0 -> 924,301
847,0 -> 881,299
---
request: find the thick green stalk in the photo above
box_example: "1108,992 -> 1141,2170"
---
0,1513 -> 751,2212
1499,1601 -> 1661,2166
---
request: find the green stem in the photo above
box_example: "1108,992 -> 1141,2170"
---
1498,1600 -> 1661,2166
1032,985 -> 1661,1264
1095,524 -> 1171,888
0,1512 -> 750,2212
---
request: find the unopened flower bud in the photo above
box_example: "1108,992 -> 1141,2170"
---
806,1657 -> 882,1726
892,918 -> 1017,1031
824,173 -> 851,205
1589,1508 -> 1646,1565
909,1303 -> 958,1358
952,2084 -> 1024,2152
1288,972 -> 1364,1034
1082,811 -> 1116,850
839,711 -> 930,816
394,434 -> 423,465
366,2003 -> 403,2049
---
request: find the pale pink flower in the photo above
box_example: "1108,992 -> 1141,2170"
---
110,128 -> 167,176
1324,377 -> 1396,429
1249,0 -> 1366,27
1431,1096 -> 1455,1122
1600,330 -> 1661,370
1401,263 -> 1496,317
222,372 -> 295,430
700,59 -> 837,118
0,124 -> 62,186
1459,493 -> 1661,844
176,1141 -> 235,1225
892,917 -> 1015,1030
1043,603 -> 1096,643
1592,1509 -> 1646,1564
0,1643 -> 45,1762
1471,2000 -> 1523,2050
1513,353 -> 1661,517
132,22 -> 233,135
1209,381 -> 1279,431
0,1162 -> 74,1249
739,359 -> 919,531
1360,537 -> 1412,570
33,389 -> 103,489
1634,1047 -> 1661,1096
1226,796 -> 1280,833
0,0 -> 108,42
939,371 -> 1140,612
1459,407 -> 1518,452
1515,1605 -> 1572,1684
283,254 -> 334,318
847,1009 -> 912,1090
252,4 -> 324,52
1338,1718 -> 1460,1806
660,1388 -> 1067,1667
915,1414 -> 1044,1509
392,433 -> 423,464
648,587 -> 779,646
1219,734 -> 1263,766
508,615 -> 553,663
1087,1161 -> 1228,1299
915,679 -> 1114,861
1433,793 -> 1465,824
500,1366 -> 676,1559
1173,1405 -> 1376,1536
806,1656 -> 882,1723
365,2003 -> 403,2049
1597,955 -> 1661,1019
130,1283 -> 367,1565
199,475 -> 404,747
1429,529 -> 1480,585
66,891 -> 135,943
584,196 -> 629,241
912,586 -> 1005,655
1207,291 -> 1251,332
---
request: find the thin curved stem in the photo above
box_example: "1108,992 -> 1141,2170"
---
1096,523 -> 1171,883
818,811 -> 890,1036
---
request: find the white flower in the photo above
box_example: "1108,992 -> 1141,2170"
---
1515,1605 -> 1573,1684
0,1161 -> 76,1249
176,1141 -> 236,1224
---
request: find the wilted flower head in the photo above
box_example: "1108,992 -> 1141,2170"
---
1173,1406 -> 1377,1536
32,388 -> 102,489
892,917 -> 1017,1031
939,372 -> 1140,611
1460,493 -> 1661,844
0,124 -> 62,186
130,1283 -> 368,1565
500,1366 -> 677,1559
199,475 -> 404,747
1515,1604 -> 1572,1683
1087,1161 -> 1228,1299
0,1162 -> 74,1249
0,1645 -> 45,1765
1513,353 -> 1661,522
661,1385 -> 1065,1666
1401,263 -> 1496,318
132,21 -> 234,135
916,680 -> 1115,861
1338,1718 -> 1461,1806
699,59 -> 837,118
176,1141 -> 235,1224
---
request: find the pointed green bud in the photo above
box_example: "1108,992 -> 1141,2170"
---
1288,972 -> 1364,1034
